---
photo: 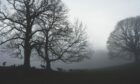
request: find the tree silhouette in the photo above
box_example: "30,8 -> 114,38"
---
0,0 -> 89,70
34,0 -> 70,70
0,0 -> 66,68
34,7 -> 89,70
107,16 -> 140,62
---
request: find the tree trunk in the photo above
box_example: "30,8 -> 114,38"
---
23,28 -> 31,68
46,60 -> 52,71
23,3 -> 32,69
24,47 -> 31,68
45,32 -> 52,71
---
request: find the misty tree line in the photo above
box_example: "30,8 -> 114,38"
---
0,0 -> 90,71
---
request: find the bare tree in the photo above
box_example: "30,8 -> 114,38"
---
0,0 -> 61,68
33,0 -> 69,70
34,3 -> 89,71
37,20 -> 89,71
107,16 -> 140,63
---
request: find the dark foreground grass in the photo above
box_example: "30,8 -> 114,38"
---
0,64 -> 140,84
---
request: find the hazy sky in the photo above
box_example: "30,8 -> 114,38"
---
62,0 -> 140,50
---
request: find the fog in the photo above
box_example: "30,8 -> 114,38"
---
46,0 -> 140,70
0,0 -> 140,70
62,0 -> 140,50
0,49 -> 132,70
53,50 -> 133,70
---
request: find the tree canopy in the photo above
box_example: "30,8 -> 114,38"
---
107,16 -> 140,62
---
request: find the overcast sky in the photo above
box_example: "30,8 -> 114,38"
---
62,0 -> 140,50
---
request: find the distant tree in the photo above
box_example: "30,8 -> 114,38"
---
0,0 -> 63,68
107,16 -> 140,63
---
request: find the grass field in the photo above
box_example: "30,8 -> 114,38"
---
0,63 -> 140,84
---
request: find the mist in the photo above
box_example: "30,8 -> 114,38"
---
0,0 -> 140,84
0,0 -> 139,70
0,48 -> 132,70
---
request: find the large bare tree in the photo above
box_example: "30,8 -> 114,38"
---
107,16 -> 140,63
0,0 -> 62,68
33,1 -> 89,70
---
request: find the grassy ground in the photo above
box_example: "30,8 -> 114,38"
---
0,63 -> 140,84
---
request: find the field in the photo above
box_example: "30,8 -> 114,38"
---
0,63 -> 140,84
